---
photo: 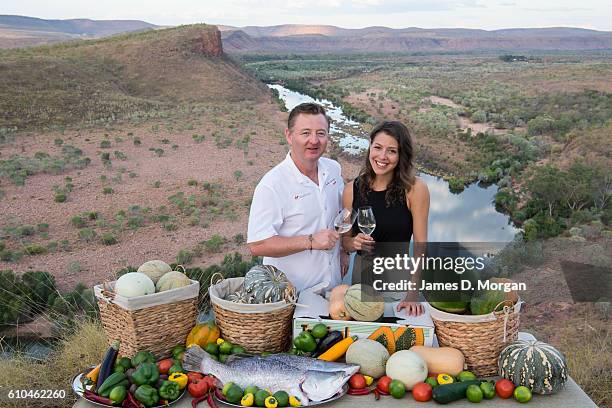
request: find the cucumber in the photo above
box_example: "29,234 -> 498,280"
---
432,380 -> 483,404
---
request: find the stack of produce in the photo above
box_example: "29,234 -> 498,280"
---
114,260 -> 193,298
82,343 -> 188,407
291,323 -> 357,362
226,265 -> 296,304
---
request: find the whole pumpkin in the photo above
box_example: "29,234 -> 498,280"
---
498,340 -> 568,395
243,265 -> 295,303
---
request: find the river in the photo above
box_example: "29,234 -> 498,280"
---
269,84 -> 519,243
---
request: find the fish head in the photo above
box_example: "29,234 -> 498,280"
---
301,370 -> 351,402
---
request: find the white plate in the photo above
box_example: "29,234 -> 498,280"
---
71,369 -> 185,407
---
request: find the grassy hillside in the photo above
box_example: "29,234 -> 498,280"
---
0,24 -> 265,132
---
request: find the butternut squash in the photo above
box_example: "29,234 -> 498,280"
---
328,284 -> 351,320
409,346 -> 465,376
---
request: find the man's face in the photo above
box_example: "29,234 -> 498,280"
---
285,113 -> 329,164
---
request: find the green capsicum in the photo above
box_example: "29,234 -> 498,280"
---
158,380 -> 180,401
171,345 -> 186,360
131,350 -> 156,367
168,361 -> 184,375
135,384 -> 159,407
132,362 -> 159,386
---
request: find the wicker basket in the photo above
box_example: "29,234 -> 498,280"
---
210,276 -> 295,353
95,280 -> 199,358
429,301 -> 520,376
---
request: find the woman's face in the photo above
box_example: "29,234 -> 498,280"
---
369,132 -> 399,177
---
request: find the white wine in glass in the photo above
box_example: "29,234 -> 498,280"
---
333,208 -> 357,234
358,206 -> 376,236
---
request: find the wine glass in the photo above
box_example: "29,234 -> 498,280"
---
358,206 -> 376,236
333,208 -> 357,234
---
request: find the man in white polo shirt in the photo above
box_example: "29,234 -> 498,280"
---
247,103 -> 345,293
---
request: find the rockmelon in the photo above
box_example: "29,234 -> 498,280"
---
345,339 -> 389,378
344,284 -> 384,322
115,272 -> 155,297
498,340 -> 568,395
156,270 -> 191,292
137,260 -> 172,284
385,350 -> 428,390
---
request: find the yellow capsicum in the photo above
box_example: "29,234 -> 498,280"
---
168,372 -> 188,390
437,373 -> 454,385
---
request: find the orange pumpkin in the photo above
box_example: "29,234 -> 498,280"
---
329,284 -> 352,320
186,320 -> 220,347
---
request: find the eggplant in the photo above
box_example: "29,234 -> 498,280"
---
126,368 -> 136,384
97,340 -> 120,388
312,330 -> 343,357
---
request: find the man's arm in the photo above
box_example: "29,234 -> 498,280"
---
248,231 -> 338,257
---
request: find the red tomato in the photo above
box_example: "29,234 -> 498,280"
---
495,379 -> 515,399
187,372 -> 204,384
157,358 -> 174,375
411,382 -> 433,402
377,376 -> 392,393
188,378 -> 209,398
203,375 -> 217,389
349,374 -> 367,389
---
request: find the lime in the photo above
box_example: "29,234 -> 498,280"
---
310,324 -> 328,339
255,390 -> 271,407
219,353 -> 230,363
424,376 -> 438,388
219,340 -> 234,354
296,332 -> 317,352
210,354 -> 219,361
245,385 -> 259,396
273,391 -> 289,407
513,386 -> 532,403
205,343 -> 219,355
222,382 -> 235,396
466,384 -> 483,403
226,384 -> 244,404
232,346 -> 246,354
457,370 -> 477,382
389,379 -> 406,399
480,381 -> 495,399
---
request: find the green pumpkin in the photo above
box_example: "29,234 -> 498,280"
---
498,340 -> 568,395
243,265 -> 295,304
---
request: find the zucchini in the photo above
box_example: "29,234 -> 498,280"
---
97,372 -> 128,397
312,330 -> 343,358
432,380 -> 483,404
97,340 -> 120,388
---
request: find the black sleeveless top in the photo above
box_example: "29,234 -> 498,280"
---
351,177 -> 413,243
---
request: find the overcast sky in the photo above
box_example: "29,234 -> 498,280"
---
3,0 -> 612,31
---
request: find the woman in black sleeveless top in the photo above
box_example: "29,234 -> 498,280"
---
341,121 -> 430,316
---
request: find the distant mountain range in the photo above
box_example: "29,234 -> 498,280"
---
0,15 -> 158,48
218,24 -> 612,53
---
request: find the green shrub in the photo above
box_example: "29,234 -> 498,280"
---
187,179 -> 198,186
176,249 -> 193,265
71,215 -> 87,228
78,228 -> 96,242
24,243 -> 47,255
233,233 -> 245,245
202,234 -> 225,253
114,151 -> 127,160
100,140 -> 111,148
102,187 -> 114,194
101,232 -> 118,245
133,137 -> 141,146
54,138 -> 64,146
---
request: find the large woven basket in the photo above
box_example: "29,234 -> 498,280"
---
429,301 -> 520,376
95,280 -> 199,358
210,276 -> 295,353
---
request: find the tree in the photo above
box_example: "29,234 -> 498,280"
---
563,160 -> 596,212
525,164 -> 565,217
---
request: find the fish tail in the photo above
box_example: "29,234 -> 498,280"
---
183,345 -> 217,373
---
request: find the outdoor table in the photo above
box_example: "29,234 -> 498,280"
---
73,376 -> 597,408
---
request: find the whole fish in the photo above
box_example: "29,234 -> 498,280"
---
183,346 -> 359,405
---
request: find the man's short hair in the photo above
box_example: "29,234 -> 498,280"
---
287,103 -> 330,131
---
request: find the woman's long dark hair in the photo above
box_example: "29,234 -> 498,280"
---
358,121 -> 416,207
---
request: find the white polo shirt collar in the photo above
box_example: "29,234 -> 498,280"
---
283,152 -> 328,188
